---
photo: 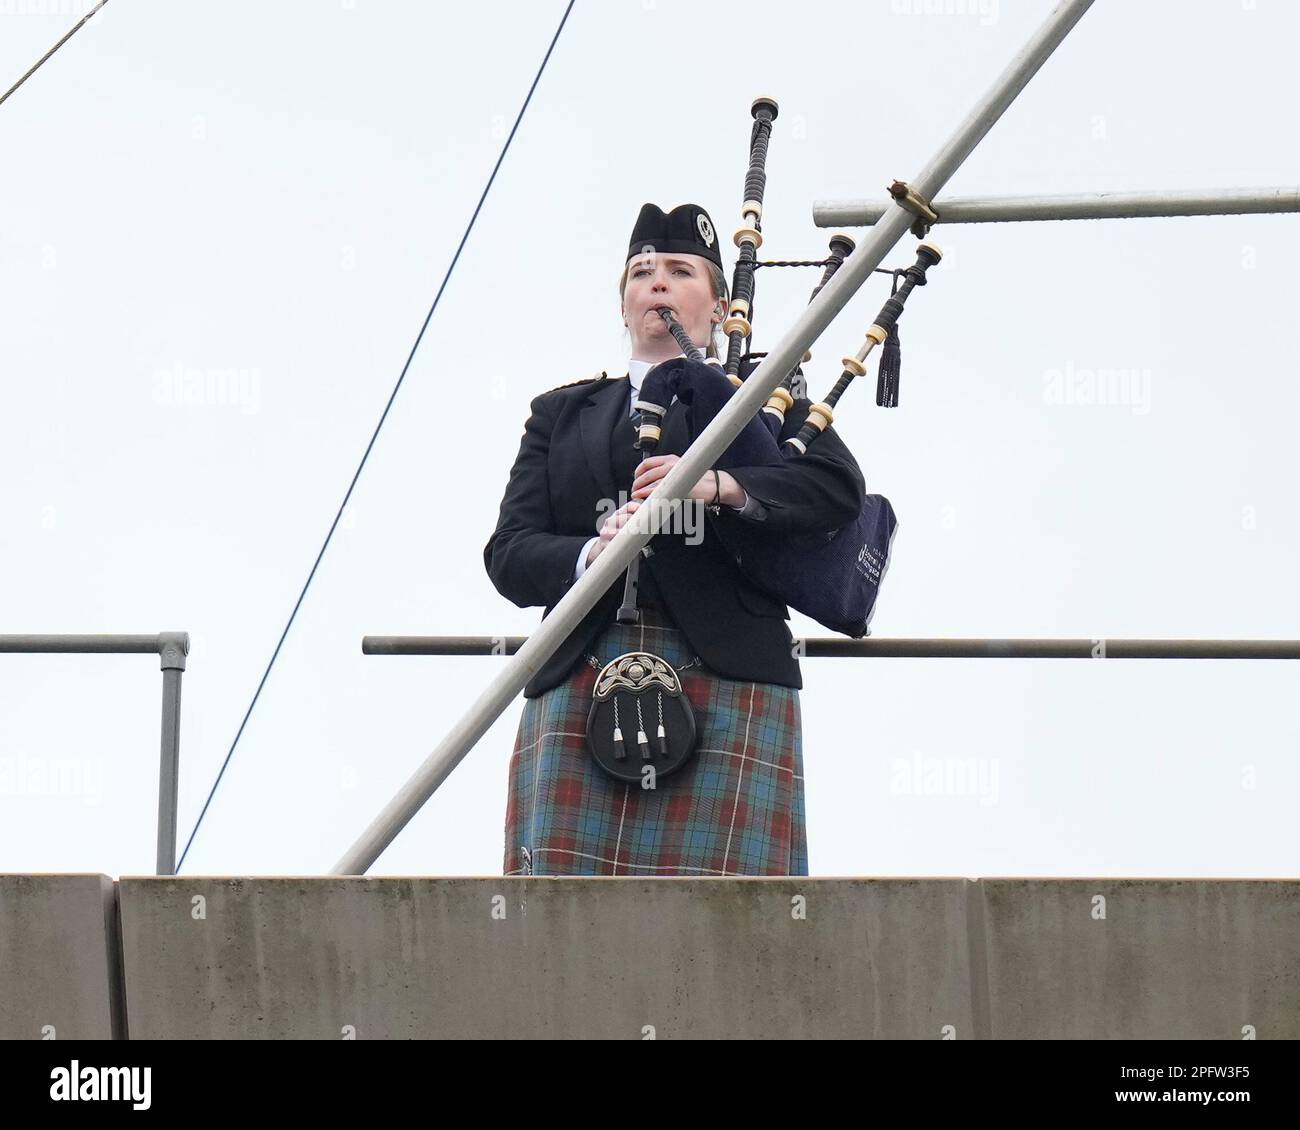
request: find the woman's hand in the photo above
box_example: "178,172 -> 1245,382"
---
631,454 -> 745,506
585,500 -> 643,567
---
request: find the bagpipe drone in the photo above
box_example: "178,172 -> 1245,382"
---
620,97 -> 941,639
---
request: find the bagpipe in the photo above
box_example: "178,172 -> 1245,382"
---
621,98 -> 942,639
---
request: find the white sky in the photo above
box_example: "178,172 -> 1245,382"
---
1,0 -> 1297,880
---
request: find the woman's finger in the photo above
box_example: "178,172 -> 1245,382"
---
602,500 -> 641,536
632,464 -> 671,495
633,454 -> 677,484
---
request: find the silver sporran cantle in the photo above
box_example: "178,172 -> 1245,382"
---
585,650 -> 697,783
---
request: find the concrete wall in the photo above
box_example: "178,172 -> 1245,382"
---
0,874 -> 123,1040
116,878 -> 974,1039
3,875 -> 1297,1038
979,879 -> 1299,1039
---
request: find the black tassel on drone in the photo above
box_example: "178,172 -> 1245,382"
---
876,322 -> 901,408
876,270 -> 903,408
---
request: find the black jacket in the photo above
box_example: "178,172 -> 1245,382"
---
483,371 -> 867,697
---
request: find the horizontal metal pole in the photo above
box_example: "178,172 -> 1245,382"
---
365,635 -> 529,656
813,186 -> 1300,228
363,635 -> 1300,660
0,634 -> 171,654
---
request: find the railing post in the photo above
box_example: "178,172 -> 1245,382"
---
156,632 -> 189,876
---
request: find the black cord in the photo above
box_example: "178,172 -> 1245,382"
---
755,259 -> 908,282
0,0 -> 110,110
176,0 -> 577,873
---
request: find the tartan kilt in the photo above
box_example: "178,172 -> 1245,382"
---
503,603 -> 808,877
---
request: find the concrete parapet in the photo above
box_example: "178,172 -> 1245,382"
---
117,877 -> 973,1039
3,875 -> 1293,1038
978,879 -> 1299,1039
0,874 -> 123,1040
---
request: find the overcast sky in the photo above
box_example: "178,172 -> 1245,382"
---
1,0 -> 1297,880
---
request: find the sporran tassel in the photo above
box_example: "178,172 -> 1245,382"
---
655,690 -> 669,756
612,695 -> 626,761
636,697 -> 652,762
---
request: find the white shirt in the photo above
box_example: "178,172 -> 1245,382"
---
572,355 -> 759,581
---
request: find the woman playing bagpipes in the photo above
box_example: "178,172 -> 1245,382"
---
483,202 -> 867,877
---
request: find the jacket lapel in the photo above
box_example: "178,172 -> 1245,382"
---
579,374 -> 629,501
580,373 -> 693,502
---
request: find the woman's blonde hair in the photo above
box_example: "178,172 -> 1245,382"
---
618,259 -> 730,360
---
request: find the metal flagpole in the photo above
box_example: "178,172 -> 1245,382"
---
331,0 -> 1096,876
813,187 -> 1300,228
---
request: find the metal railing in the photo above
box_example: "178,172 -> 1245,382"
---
813,187 -> 1300,229
0,632 -> 189,875
362,635 -> 1300,661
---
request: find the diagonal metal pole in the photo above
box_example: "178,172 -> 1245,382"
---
332,0 -> 1096,875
